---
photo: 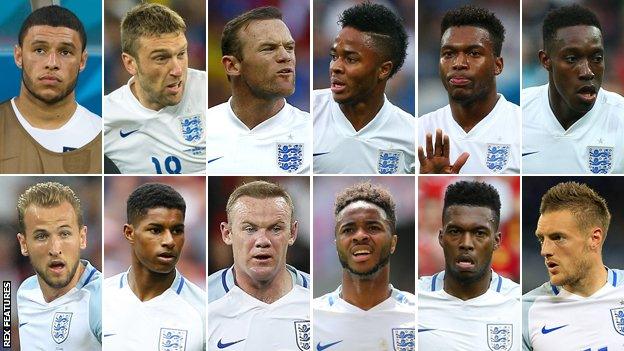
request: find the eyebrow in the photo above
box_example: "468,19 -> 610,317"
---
30,40 -> 77,49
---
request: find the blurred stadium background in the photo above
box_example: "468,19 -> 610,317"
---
104,0 -> 206,94
208,176 -> 310,278
0,0 -> 102,115
523,177 -> 624,294
0,176 -> 101,351
208,0 -> 310,111
103,176 -> 206,289
313,176 -> 415,297
313,0 -> 415,115
523,0 -> 624,94
418,0 -> 520,115
418,176 -> 520,284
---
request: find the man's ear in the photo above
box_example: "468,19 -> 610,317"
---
122,52 -> 138,76
221,222 -> 233,245
17,233 -> 28,256
123,224 -> 135,244
538,50 -> 552,72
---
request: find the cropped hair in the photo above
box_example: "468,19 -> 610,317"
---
334,182 -> 396,232
338,1 -> 408,78
18,5 -> 87,51
126,183 -> 186,225
441,5 -> 506,57
542,4 -> 602,51
226,180 -> 295,222
221,6 -> 282,59
17,182 -> 83,233
443,181 -> 501,229
121,3 -> 186,57
540,181 -> 610,235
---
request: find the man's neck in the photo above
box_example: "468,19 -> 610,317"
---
230,92 -> 285,130
443,269 -> 492,301
448,91 -> 499,133
338,90 -> 384,132
564,262 -> 608,297
39,261 -> 85,303
340,267 -> 391,310
15,87 -> 77,129
547,84 -> 586,130
234,266 -> 292,304
128,262 -> 176,302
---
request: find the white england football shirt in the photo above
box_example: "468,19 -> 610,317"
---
17,260 -> 101,350
205,98 -> 311,174
418,270 -> 521,351
313,285 -> 415,351
418,94 -> 521,174
104,68 -> 206,174
523,268 -> 624,351
11,98 -> 101,152
207,266 -> 310,351
103,269 -> 206,351
522,84 -> 624,174
313,89 -> 415,174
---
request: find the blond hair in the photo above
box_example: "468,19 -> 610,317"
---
17,182 -> 83,233
226,181 -> 294,222
120,3 -> 186,57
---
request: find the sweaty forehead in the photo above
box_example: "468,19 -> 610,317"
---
240,19 -> 292,45
551,25 -> 603,49
443,205 -> 495,225
441,26 -> 492,49
230,196 -> 291,221
337,200 -> 387,222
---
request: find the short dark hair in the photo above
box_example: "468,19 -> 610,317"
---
126,183 -> 186,225
443,181 -> 501,229
441,5 -> 505,57
334,182 -> 396,232
338,1 -> 408,78
221,6 -> 282,59
18,5 -> 87,52
121,3 -> 186,57
542,4 -> 602,52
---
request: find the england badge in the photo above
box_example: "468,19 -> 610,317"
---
486,144 -> 510,173
277,143 -> 304,173
392,328 -> 415,351
377,150 -> 402,174
487,324 -> 513,351
51,312 -> 72,344
588,146 -> 613,174
294,320 -> 310,350
178,114 -> 204,143
611,307 -> 624,336
159,328 -> 187,351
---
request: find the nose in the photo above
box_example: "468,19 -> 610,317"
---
276,45 -> 293,63
46,52 -> 59,70
330,57 -> 344,75
540,239 -> 553,258
452,52 -> 468,70
458,232 -> 474,251
161,229 -> 175,248
254,230 -> 272,248
170,58 -> 183,77
578,59 -> 595,81
352,226 -> 371,244
49,235 -> 61,256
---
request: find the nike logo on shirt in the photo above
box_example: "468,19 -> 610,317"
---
120,129 -> 139,138
541,325 -> 568,334
418,328 -> 436,332
208,156 -> 224,163
313,152 -> 329,157
316,340 -> 342,350
18,322 -> 27,328
217,338 -> 245,349
522,151 -> 539,157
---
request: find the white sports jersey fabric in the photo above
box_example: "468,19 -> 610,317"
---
104,68 -> 206,174
17,260 -> 101,350
522,84 -> 624,174
12,98 -> 101,152
523,268 -> 624,351
207,266 -> 310,351
313,285 -> 415,351
313,89 -> 415,174
103,269 -> 206,351
205,98 -> 311,174
418,94 -> 521,174
418,270 -> 521,351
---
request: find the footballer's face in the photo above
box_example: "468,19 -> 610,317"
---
17,202 -> 86,296
222,196 -> 297,287
14,25 -> 86,105
125,207 -> 185,274
329,26 -> 386,105
439,205 -> 500,285
123,32 -> 188,111
335,201 -> 397,279
439,26 -> 502,105
536,209 -> 594,289
541,25 -> 604,117
235,19 -> 296,99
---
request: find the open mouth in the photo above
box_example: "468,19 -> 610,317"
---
48,260 -> 66,274
157,252 -> 176,262
277,68 -> 293,74
455,256 -> 475,270
351,246 -> 372,262
546,261 -> 558,272
577,85 -> 597,104
330,78 -> 346,93
252,253 -> 272,261
166,81 -> 182,93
